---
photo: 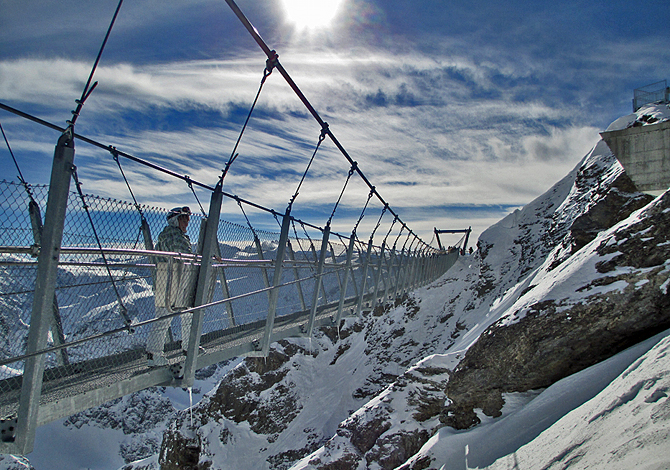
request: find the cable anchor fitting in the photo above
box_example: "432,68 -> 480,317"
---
265,50 -> 279,76
319,122 -> 329,141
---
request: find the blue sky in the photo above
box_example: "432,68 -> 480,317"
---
1,0 -> 669,245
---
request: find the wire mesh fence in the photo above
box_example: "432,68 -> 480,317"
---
0,179 -> 449,425
633,80 -> 669,111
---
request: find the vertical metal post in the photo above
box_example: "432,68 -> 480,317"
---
347,244 -> 360,300
214,242 -> 236,327
254,235 -> 272,301
417,249 -> 427,286
183,181 -> 222,386
335,233 -> 356,326
392,248 -> 406,300
329,242 -> 343,295
371,242 -> 386,308
15,131 -> 74,454
400,238 -> 417,295
383,248 -> 396,304
287,241 -> 307,311
28,200 -> 69,366
356,238 -> 374,317
407,244 -> 421,291
309,240 -> 329,304
261,209 -> 292,356
306,224 -> 330,337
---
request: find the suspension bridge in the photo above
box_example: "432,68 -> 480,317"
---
0,0 -> 466,455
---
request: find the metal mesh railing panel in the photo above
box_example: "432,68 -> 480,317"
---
0,179 -> 448,420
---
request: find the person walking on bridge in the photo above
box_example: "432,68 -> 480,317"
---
147,206 -> 194,366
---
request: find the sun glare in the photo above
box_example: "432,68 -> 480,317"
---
280,0 -> 345,30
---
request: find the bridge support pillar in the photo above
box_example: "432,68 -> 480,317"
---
371,242 -> 386,308
356,237 -> 374,317
261,209 -> 292,356
335,231 -> 356,327
15,131 -> 75,455
183,179 -> 222,387
287,241 -> 307,312
307,224 -> 330,337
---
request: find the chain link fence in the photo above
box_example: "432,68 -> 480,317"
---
633,80 -> 669,112
0,179 -> 449,424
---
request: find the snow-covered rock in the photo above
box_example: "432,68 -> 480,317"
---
152,121 -> 669,469
6,107 -> 670,470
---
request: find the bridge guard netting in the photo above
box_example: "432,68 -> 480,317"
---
0,180 -> 426,420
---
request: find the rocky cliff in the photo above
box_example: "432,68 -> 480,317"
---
127,109 -> 670,470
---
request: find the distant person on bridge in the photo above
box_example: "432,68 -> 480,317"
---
147,206 -> 195,367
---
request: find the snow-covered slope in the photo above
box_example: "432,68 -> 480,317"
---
482,329 -> 670,470
149,105 -> 669,470
6,105 -> 670,470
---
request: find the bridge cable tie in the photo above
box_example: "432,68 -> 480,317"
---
1,120 -> 37,204
71,165 -> 133,330
288,129 -> 326,210
327,162 -> 357,225
226,62 -> 273,176
185,176 -> 207,216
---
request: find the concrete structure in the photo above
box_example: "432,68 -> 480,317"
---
601,120 -> 670,196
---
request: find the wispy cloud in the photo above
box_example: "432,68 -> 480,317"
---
1,0 -> 669,244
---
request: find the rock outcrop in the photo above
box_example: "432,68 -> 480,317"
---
153,139 -> 669,470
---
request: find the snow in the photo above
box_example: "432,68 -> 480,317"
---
3,108 -> 670,469
26,360 -> 241,470
408,329 -> 670,470
605,103 -> 670,131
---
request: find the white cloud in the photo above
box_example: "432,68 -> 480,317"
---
3,2 -> 667,248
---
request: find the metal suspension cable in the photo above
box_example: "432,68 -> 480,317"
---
352,187 -> 375,236
1,101 -> 391,247
111,147 -> 146,222
1,120 -> 36,203
291,219 -> 313,271
392,224 -> 406,249
185,176 -> 207,216
68,0 -> 124,129
237,198 -> 260,240
226,58 -> 277,169
109,148 -> 149,285
0,100 -> 218,192
297,220 -> 320,268
288,127 -> 327,210
224,0 -> 417,241
71,166 -> 132,328
369,204 -> 388,243
327,163 -> 356,226
382,216 -> 399,246
401,229 -> 412,252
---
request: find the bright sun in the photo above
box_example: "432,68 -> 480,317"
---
280,0 -> 345,30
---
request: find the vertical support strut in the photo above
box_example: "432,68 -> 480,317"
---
254,235 -> 272,302
371,242 -> 386,308
183,180 -> 222,386
384,247 -> 397,303
392,247 -> 406,300
28,200 -> 69,366
287,241 -> 307,312
306,224 -> 330,337
261,208 -> 292,356
335,233 -> 356,327
15,131 -> 74,454
213,242 -> 236,327
356,238 -> 374,317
